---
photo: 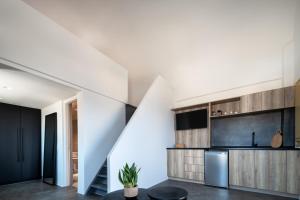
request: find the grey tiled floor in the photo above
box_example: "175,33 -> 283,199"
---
153,180 -> 296,200
0,179 -> 297,200
0,180 -> 97,200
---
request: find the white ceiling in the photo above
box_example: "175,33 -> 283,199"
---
22,0 -> 297,106
0,64 -> 79,109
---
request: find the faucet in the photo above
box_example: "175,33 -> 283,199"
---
252,132 -> 258,147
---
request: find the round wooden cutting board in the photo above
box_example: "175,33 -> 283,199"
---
271,131 -> 283,148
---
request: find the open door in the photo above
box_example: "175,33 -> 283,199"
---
69,101 -> 78,187
43,113 -> 57,185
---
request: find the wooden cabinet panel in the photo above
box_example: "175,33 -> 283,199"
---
296,81 -> 300,148
287,151 -> 300,194
248,93 -> 262,112
255,151 -> 269,190
284,86 -> 295,108
183,150 -> 204,182
168,150 -> 204,182
272,89 -> 284,109
240,93 -> 262,113
175,129 -> 209,148
268,151 -> 287,193
240,95 -> 248,113
167,150 -> 176,177
167,150 -> 184,178
262,89 -> 284,110
175,150 -> 185,179
255,151 -> 287,193
229,150 -> 255,188
262,90 -> 272,110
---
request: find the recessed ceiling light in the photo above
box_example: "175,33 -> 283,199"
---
0,97 -> 3,100
2,86 -> 12,90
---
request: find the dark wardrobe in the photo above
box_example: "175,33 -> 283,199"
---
0,102 -> 41,185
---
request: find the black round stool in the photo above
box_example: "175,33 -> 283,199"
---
147,186 -> 188,200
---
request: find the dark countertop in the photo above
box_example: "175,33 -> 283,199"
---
167,146 -> 300,150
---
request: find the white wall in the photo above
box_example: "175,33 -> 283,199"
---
41,101 -> 64,186
295,0 -> 300,81
0,0 -> 128,103
77,91 -> 126,194
17,0 -> 297,107
107,76 -> 174,192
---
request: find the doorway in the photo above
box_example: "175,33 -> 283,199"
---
69,100 -> 78,188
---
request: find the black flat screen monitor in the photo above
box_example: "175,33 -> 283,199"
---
176,109 -> 208,130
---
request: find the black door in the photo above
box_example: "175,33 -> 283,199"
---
43,113 -> 57,185
0,103 -> 22,185
21,107 -> 41,181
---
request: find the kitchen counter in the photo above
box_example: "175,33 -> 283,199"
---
167,146 -> 300,150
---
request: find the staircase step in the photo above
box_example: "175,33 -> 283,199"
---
88,159 -> 108,196
95,178 -> 107,184
99,168 -> 107,174
91,183 -> 107,192
93,189 -> 107,196
97,174 -> 107,178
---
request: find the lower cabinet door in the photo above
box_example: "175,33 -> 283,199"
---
167,150 -> 184,179
255,151 -> 287,193
268,151 -> 287,193
287,151 -> 300,194
184,150 -> 204,182
255,151 -> 269,190
174,150 -> 185,179
229,150 -> 255,188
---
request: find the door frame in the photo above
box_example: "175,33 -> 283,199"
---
63,96 -> 78,187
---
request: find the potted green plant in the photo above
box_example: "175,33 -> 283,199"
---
118,163 -> 141,198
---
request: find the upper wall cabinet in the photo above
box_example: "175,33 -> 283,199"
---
262,89 -> 284,110
240,92 -> 262,113
284,86 -> 295,108
248,92 -> 263,112
240,87 -> 294,114
182,86 -> 295,118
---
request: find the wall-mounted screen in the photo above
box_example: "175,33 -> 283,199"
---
176,109 -> 207,130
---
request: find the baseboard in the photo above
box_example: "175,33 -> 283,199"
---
230,185 -> 299,199
167,178 -> 299,199
168,177 -> 204,184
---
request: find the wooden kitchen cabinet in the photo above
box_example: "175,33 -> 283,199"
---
167,149 -> 204,183
229,150 -> 255,188
230,150 -> 300,195
284,86 -> 295,108
240,93 -> 262,113
240,95 -> 248,113
247,93 -> 262,112
262,89 -> 284,110
255,151 -> 269,190
184,150 -> 205,182
255,151 -> 287,192
240,88 -> 287,113
287,151 -> 300,194
167,150 -> 184,179
268,151 -> 287,193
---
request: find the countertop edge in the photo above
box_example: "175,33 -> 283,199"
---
167,147 -> 300,150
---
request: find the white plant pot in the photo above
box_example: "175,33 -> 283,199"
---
124,186 -> 138,198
